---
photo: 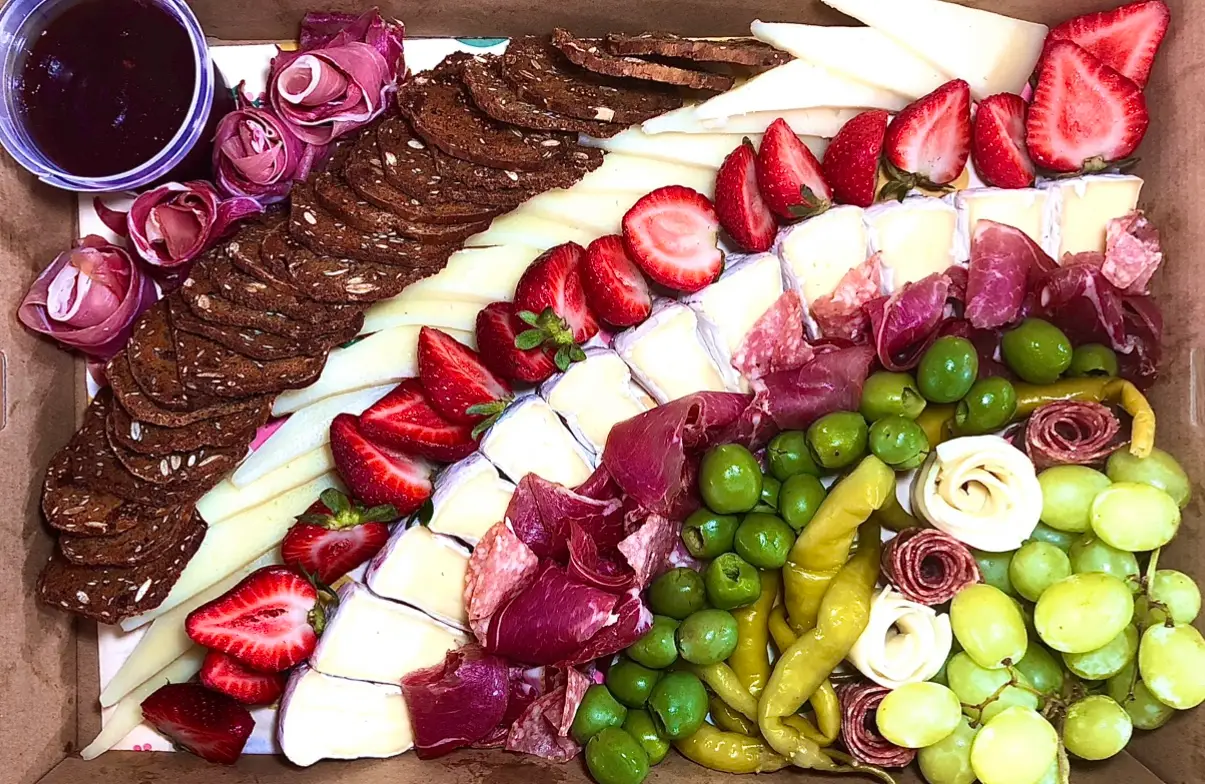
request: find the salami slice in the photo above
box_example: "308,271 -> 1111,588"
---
881,528 -> 981,606
837,682 -> 917,769
1024,400 -> 1122,470
1104,212 -> 1163,295
504,685 -> 581,761
733,290 -> 813,380
464,521 -> 541,639
616,513 -> 677,589
810,255 -> 882,342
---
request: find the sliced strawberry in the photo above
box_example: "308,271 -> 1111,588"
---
512,243 -> 600,350
475,301 -> 560,382
581,235 -> 653,328
972,93 -> 1036,189
186,566 -> 331,673
822,109 -> 889,208
141,683 -> 254,765
714,140 -> 777,252
1026,41 -> 1150,173
330,413 -> 434,513
622,185 -> 722,294
282,487 -> 395,583
756,118 -> 832,220
417,326 -> 512,427
199,651 -> 287,706
1045,0 -> 1169,88
360,379 -> 476,462
882,80 -> 972,198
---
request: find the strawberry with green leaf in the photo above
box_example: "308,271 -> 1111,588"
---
282,488 -> 397,584
511,243 -> 599,370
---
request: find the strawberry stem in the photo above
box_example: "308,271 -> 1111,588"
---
297,489 -> 398,530
514,307 -> 584,368
787,185 -> 832,220
467,400 -> 511,439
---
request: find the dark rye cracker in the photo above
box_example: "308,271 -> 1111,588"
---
38,513 -> 206,623
551,29 -> 734,91
396,52 -> 475,118
212,242 -> 363,325
42,451 -> 129,537
603,32 -> 790,67
225,223 -> 305,295
175,330 -> 327,398
167,294 -> 355,361
501,35 -> 683,124
345,148 -> 502,225
59,503 -> 195,567
108,353 -> 267,429
126,301 -> 190,411
108,389 -> 269,456
108,428 -> 242,491
432,144 -> 603,193
262,230 -> 438,304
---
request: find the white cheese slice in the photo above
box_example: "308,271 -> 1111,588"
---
80,648 -> 207,760
359,298 -> 483,337
366,525 -> 471,628
310,582 -> 468,685
519,189 -> 642,236
480,395 -> 596,487
864,197 -> 959,290
750,22 -> 950,101
644,105 -> 859,139
694,59 -> 909,121
1043,174 -> 1144,259
580,129 -> 826,170
197,446 -> 334,524
955,187 -> 1050,259
776,205 -> 870,306
614,300 -> 733,404
464,211 -> 601,250
820,0 -> 1048,100
540,348 -> 655,454
572,152 -> 717,197
426,453 -> 516,545
121,474 -> 342,631
376,244 -> 542,312
279,665 -> 413,767
240,385 -> 392,485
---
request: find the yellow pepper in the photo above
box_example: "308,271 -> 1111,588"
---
688,662 -> 759,722
728,570 -> 778,698
917,404 -> 956,448
710,697 -> 758,736
768,604 -> 797,653
674,723 -> 789,773
871,487 -> 923,533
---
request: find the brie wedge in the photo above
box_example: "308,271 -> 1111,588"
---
464,210 -> 609,250
426,453 -> 516,545
540,348 -> 655,454
1044,175 -> 1144,259
573,152 -> 717,197
479,395 -> 596,487
366,525 -> 472,629
614,301 -> 733,404
864,197 -> 959,290
776,205 -> 870,305
644,105 -> 859,139
955,187 -> 1050,257
693,59 -> 910,120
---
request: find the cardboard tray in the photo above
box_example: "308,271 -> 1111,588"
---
0,1 -> 1199,783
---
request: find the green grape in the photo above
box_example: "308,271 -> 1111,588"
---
1037,466 -> 1111,533
945,653 -> 1037,723
1106,446 -> 1192,509
876,682 -> 962,748
1062,695 -> 1132,761
1033,760 -> 1062,784
1138,623 -> 1205,709
1136,569 -> 1202,626
918,716 -> 977,784
973,549 -> 1017,597
1068,536 -> 1140,589
969,707 -> 1058,784
1013,644 -> 1065,697
1090,482 -> 1181,552
929,652 -> 952,687
1027,522 -> 1078,553
950,584 -> 1028,669
1008,541 -> 1072,602
1106,661 -> 1175,730
1063,625 -> 1138,681
1035,573 -> 1134,654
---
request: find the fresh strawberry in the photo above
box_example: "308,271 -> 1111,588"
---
756,117 -> 832,220
881,80 -> 972,199
972,93 -> 1036,189
581,235 -> 653,328
199,650 -> 287,706
475,301 -> 560,382
714,140 -> 777,252
282,487 -> 395,584
141,683 -> 254,765
417,326 -> 512,427
512,243 -> 600,357
822,109 -> 889,208
186,566 -> 333,673
1026,41 -> 1150,173
329,413 -> 434,512
622,185 -> 722,293
1044,0 -> 1169,88
360,379 -> 476,462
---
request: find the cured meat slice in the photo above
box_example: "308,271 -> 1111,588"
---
401,644 -> 510,759
837,682 -> 917,769
567,588 -> 652,666
966,220 -> 1050,330
551,28 -> 734,92
506,474 -> 623,561
603,32 -> 790,66
616,514 -> 677,589
1032,257 -> 1128,351
866,273 -> 951,372
732,290 -> 813,380
755,345 -> 876,431
1024,400 -> 1122,470
881,528 -> 981,606
1104,212 -> 1163,294
810,255 -> 882,342
464,522 -> 540,638
504,678 -> 584,761
1120,295 -> 1163,389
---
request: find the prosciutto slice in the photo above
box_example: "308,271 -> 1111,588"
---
732,290 -> 813,379
1120,295 -> 1163,388
1033,256 -> 1128,350
401,644 -> 510,759
881,528 -> 981,606
617,513 -> 678,589
837,682 -> 916,768
866,273 -> 951,371
1024,400 -> 1122,470
1104,212 -> 1163,294
966,221 -> 1049,329
755,345 -> 876,430
506,475 -> 623,561
810,255 -> 883,342
567,588 -> 653,666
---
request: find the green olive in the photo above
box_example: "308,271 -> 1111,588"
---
585,727 -> 649,784
954,377 -> 1018,436
806,411 -> 869,470
606,659 -> 662,708
677,608 -> 740,665
622,709 -> 669,765
1067,343 -> 1120,378
572,684 -> 628,743
704,553 -> 762,610
733,513 -> 796,569
860,371 -> 928,421
759,475 -> 781,510
647,671 -> 708,740
681,509 -> 739,559
868,415 -> 930,471
767,430 -> 823,481
626,615 -> 680,669
777,473 -> 827,531
918,336 -> 979,403
698,444 -> 763,514
647,568 -> 708,620
1001,318 -> 1073,384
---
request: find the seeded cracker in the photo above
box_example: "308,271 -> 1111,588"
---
551,28 -> 735,91
107,388 -> 269,456
41,450 -> 129,537
108,352 -> 267,428
175,329 -> 327,398
602,32 -> 790,66
167,294 -> 353,362
107,426 -> 241,491
125,300 -> 191,411
59,503 -> 196,567
224,220 -> 303,294
210,242 -> 364,325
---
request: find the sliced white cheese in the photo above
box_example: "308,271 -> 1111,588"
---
359,297 -> 483,337
694,59 -> 909,121
614,300 -> 733,404
865,197 -> 959,290
197,446 -> 334,524
464,210 -> 600,250
820,0 -> 1048,100
540,348 -> 655,454
1043,174 -> 1144,259
310,582 -> 468,684
279,665 -> 413,767
645,105 -> 859,139
121,474 -> 342,631
954,187 -> 1050,260
750,22 -> 950,101
519,189 -> 642,236
426,453 -> 516,545
573,152 -> 717,197
479,395 -> 596,487
776,205 -> 870,305
392,248 -> 541,307
80,648 -> 207,760
366,525 -> 471,628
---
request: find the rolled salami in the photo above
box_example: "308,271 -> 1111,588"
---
836,681 -> 916,769
1024,400 -> 1121,470
882,528 -> 981,606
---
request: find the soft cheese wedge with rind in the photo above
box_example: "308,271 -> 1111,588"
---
955,187 -> 1051,259
692,59 -> 910,120
426,453 -> 516,545
278,665 -> 414,767
464,211 -> 602,250
614,300 -> 734,404
776,205 -> 870,307
366,525 -> 472,629
643,106 -> 858,139
479,395 -> 596,487
1044,175 -> 1144,259
540,348 -> 655,454
865,197 -> 959,290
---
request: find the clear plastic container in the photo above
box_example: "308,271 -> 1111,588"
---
0,0 -> 222,192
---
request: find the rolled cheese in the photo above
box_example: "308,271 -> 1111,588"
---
848,586 -> 953,689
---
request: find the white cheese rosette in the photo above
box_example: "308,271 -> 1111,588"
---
848,586 -> 953,689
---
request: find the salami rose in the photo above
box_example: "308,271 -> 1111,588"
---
837,682 -> 916,768
127,181 -> 263,271
213,100 -> 312,205
1024,400 -> 1122,470
882,528 -> 981,606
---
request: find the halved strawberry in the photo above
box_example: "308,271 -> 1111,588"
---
1044,0 -> 1169,88
199,650 -> 287,706
1026,41 -> 1150,173
186,566 -> 332,673
476,301 -> 560,382
581,235 -> 653,328
282,487 -> 395,584
972,93 -> 1035,189
141,683 -> 254,765
756,117 -> 832,220
822,109 -> 889,208
512,243 -> 600,354
330,413 -> 434,513
417,327 -> 512,427
360,379 -> 476,462
882,80 -> 972,199
622,185 -> 722,294
715,140 -> 777,252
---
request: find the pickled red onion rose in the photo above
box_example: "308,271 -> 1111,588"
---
400,644 -> 509,759
1104,212 -> 1163,294
810,254 -> 882,342
881,528 -> 981,606
128,181 -> 263,269
18,236 -> 157,359
847,587 -> 953,689
1024,400 -> 1122,470
866,272 -> 951,371
213,103 -> 310,204
836,682 -> 916,768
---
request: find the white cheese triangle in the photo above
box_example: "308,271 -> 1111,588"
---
1042,174 -> 1144,258
426,453 -> 516,545
366,525 -> 472,629
540,348 -> 655,454
643,105 -> 859,139
479,395 -> 596,487
614,300 -> 734,404
693,59 -> 909,120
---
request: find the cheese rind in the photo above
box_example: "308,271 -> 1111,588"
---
693,59 -> 909,120
614,301 -> 733,404
776,205 -> 870,306
464,211 -> 600,250
1043,175 -> 1144,259
197,446 -> 334,523
540,348 -> 655,454
366,525 -> 472,628
426,453 -> 516,545
644,105 -> 858,138
955,187 -> 1050,259
479,395 -> 596,487
864,197 -> 959,290
573,152 -> 717,197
